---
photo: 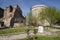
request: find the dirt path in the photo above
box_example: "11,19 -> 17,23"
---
0,33 -> 27,40
0,32 -> 49,40
0,29 -> 60,40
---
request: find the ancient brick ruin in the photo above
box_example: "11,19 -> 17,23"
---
0,5 -> 25,28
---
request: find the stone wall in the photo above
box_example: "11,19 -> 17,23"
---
30,4 -> 50,26
31,5 -> 47,17
0,5 -> 25,27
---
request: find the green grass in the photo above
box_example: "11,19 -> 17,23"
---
0,26 -> 60,36
0,27 -> 27,35
0,26 -> 37,35
37,36 -> 60,40
18,36 -> 60,40
56,31 -> 60,36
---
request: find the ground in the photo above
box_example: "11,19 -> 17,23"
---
19,36 -> 60,40
0,26 -> 60,40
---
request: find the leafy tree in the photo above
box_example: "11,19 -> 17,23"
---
39,7 -> 59,26
26,12 -> 31,26
56,11 -> 60,21
26,12 -> 38,26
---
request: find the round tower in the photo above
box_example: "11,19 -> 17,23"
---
31,4 -> 47,17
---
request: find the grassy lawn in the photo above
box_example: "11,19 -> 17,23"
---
56,31 -> 60,36
0,26 -> 60,36
0,27 -> 28,35
0,26 -> 37,35
18,36 -> 60,40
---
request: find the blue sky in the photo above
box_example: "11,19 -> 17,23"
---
0,0 -> 60,16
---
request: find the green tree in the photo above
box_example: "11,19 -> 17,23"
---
39,7 -> 59,26
56,11 -> 60,21
26,12 -> 31,26
26,12 -> 38,26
